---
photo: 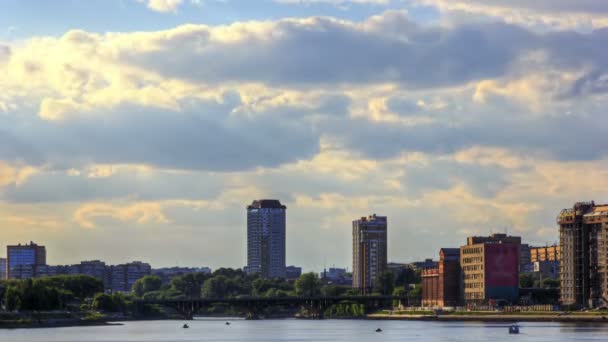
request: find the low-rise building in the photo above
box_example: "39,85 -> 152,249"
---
7,242 -> 46,279
410,259 -> 438,271
461,242 -> 519,305
152,267 -> 211,285
530,245 -> 560,262
110,261 -> 151,292
0,258 -> 6,280
285,266 -> 302,280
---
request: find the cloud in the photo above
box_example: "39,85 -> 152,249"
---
73,201 -> 169,229
421,0 -> 608,30
139,0 -> 184,13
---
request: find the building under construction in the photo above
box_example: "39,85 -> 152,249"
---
558,201 -> 608,308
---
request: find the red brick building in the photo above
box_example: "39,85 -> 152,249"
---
422,248 -> 461,307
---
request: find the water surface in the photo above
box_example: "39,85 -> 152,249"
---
1,318 -> 607,342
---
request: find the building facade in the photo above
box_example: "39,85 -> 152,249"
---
530,245 -> 560,262
461,242 -> 519,305
285,266 -> 302,280
152,267 -> 211,285
352,214 -> 387,294
422,248 -> 461,307
246,199 -> 287,278
6,242 -> 46,279
559,201 -> 608,308
110,261 -> 152,292
0,258 -> 6,280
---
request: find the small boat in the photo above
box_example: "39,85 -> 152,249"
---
226,322 -> 231,325
183,324 -> 189,329
375,328 -> 382,333
508,324 -> 519,334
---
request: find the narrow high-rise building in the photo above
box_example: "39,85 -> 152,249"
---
6,242 -> 46,279
352,214 -> 387,294
246,199 -> 287,278
559,201 -> 608,308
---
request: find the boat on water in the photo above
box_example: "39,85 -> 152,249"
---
508,324 -> 519,334
375,328 -> 382,333
183,324 -> 189,329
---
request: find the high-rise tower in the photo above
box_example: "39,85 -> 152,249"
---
559,201 -> 608,308
352,214 -> 387,294
246,199 -> 287,278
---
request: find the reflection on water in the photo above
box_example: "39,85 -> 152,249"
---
1,319 -> 608,342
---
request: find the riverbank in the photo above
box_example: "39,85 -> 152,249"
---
367,312 -> 608,323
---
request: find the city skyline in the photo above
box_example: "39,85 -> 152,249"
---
0,0 -> 607,271
0,198 -> 592,272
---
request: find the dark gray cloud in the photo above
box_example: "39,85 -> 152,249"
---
0,169 -> 226,203
440,0 -> 608,15
0,94 -> 353,172
326,110 -> 608,162
402,159 -> 515,198
561,70 -> 608,98
111,13 -> 608,89
122,14 -> 530,88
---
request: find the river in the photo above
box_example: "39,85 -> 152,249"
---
1,319 -> 607,341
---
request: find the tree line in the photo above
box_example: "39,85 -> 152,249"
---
0,267 -> 423,315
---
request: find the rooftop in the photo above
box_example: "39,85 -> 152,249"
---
247,199 -> 287,209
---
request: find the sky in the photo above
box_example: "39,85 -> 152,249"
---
0,0 -> 607,271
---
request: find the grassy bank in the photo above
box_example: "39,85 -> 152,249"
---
368,311 -> 608,323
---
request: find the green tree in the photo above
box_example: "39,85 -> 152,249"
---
395,268 -> 421,286
373,271 -> 395,295
393,287 -> 407,307
133,275 -> 162,297
170,273 -> 209,298
520,273 -> 535,288
295,273 -> 321,297
92,293 -> 130,313
35,275 -> 103,300
202,275 -> 229,298
344,288 -> 361,296
542,278 -> 560,289
4,286 -> 22,311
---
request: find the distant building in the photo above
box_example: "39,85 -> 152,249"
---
422,248 -> 461,307
110,261 -> 151,292
461,241 -> 519,305
152,267 -> 211,285
467,233 -> 528,271
534,261 -> 559,279
352,214 -> 387,294
246,199 -> 287,278
410,259 -> 438,271
0,258 -> 6,280
285,266 -> 302,280
558,201 -> 608,308
387,262 -> 410,274
530,245 -> 560,262
520,244 -> 531,270
322,267 -> 346,281
7,242 -> 46,279
467,233 -> 521,246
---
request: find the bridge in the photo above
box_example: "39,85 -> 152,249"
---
136,295 -> 405,320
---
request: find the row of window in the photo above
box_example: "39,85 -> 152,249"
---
463,265 -> 484,271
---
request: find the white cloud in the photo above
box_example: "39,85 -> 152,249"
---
139,0 -> 184,13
